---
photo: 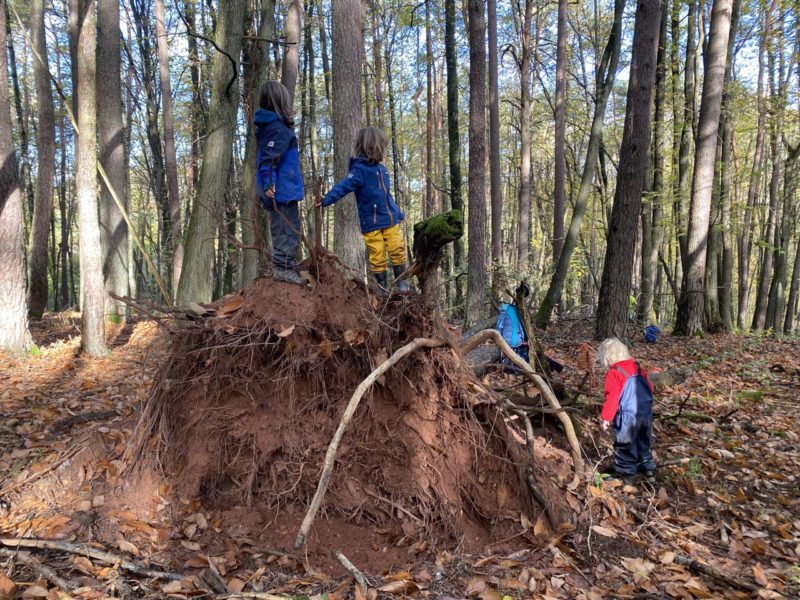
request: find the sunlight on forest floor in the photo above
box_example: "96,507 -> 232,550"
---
0,315 -> 798,599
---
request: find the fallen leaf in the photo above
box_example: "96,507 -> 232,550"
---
218,296 -> 244,315
227,578 -> 246,593
117,538 -> 140,556
20,586 -> 48,599
277,324 -> 296,338
378,579 -> 420,594
591,525 -> 617,538
752,563 -> 769,587
0,573 -> 17,600
659,551 -> 676,564
161,580 -> 182,594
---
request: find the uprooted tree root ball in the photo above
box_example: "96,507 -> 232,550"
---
130,256 -> 574,550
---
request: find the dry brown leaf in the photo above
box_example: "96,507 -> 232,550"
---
591,525 -> 617,538
752,563 -> 769,587
218,296 -> 244,315
277,324 -> 296,338
465,577 -> 488,597
659,551 -> 676,564
378,579 -> 420,594
20,586 -> 48,599
161,580 -> 182,594
227,578 -> 246,593
117,538 -> 140,556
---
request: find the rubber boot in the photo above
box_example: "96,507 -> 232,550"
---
374,271 -> 389,292
392,265 -> 412,294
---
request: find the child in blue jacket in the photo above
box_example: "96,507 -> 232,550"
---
317,127 -> 410,293
255,81 -> 306,285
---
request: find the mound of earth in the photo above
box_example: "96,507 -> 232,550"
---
131,257 -> 573,551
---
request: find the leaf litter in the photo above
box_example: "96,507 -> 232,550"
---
0,310 -> 797,598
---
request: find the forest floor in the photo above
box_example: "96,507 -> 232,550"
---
0,313 -> 798,599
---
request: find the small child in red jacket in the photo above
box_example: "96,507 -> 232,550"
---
597,338 -> 656,484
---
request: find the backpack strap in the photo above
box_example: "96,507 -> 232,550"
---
612,365 -> 631,378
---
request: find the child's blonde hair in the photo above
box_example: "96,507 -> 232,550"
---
259,81 -> 295,127
596,337 -> 632,369
355,127 -> 388,163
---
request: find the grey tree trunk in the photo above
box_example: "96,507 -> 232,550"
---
784,212 -> 800,332
488,0 -> 502,272
241,0 -> 276,286
28,0 -> 56,319
281,0 -> 302,104
465,0 -> 487,325
0,0 -> 32,353
155,0 -> 183,291
515,0 -> 533,267
534,0 -> 624,328
331,0 -> 365,273
97,0 -> 128,322
674,0 -> 733,336
638,0 -> 669,326
424,0 -> 434,218
553,0 -> 567,266
176,0 -> 245,304
445,0 -> 464,299
596,0 -> 661,340
75,0 -> 108,355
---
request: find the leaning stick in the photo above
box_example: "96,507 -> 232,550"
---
461,330 -> 584,473
294,338 -> 443,549
333,550 -> 368,592
0,538 -> 181,581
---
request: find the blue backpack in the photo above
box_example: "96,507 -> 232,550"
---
644,325 -> 661,343
612,363 -> 654,443
495,303 -> 529,363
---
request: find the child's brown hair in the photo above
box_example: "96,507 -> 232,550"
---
259,81 -> 294,127
354,127 -> 388,163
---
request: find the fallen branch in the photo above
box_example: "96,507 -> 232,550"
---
0,548 -> 75,591
49,410 -> 119,435
674,554 -> 760,593
333,550 -> 368,592
461,330 -> 584,473
215,595 -> 291,600
294,337 -> 443,549
0,538 -> 181,581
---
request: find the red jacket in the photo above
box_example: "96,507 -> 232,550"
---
601,359 -> 654,422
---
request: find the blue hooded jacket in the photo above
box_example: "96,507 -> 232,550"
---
254,109 -> 304,207
321,156 -> 404,233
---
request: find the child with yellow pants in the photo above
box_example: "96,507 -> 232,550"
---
318,127 -> 410,293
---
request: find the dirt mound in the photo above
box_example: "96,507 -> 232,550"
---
132,258 -> 573,549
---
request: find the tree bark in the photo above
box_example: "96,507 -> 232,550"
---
488,0 -> 502,274
515,0 -> 533,267
74,0 -> 108,355
553,0 -> 567,267
331,0 -> 365,272
27,0 -> 56,319
155,0 -> 182,292
674,0 -> 733,336
638,0 -> 669,326
0,0 -> 32,353
596,0 -> 661,340
424,0 -> 434,218
534,0 -> 624,328
176,0 -> 245,304
241,0 -> 276,286
97,0 -> 128,322
184,0 -> 201,197
466,0 -> 487,326
444,0 -> 464,299
281,0 -> 302,104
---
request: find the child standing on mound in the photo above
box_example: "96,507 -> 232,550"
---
597,337 -> 657,485
255,81 -> 306,285
317,127 -> 410,293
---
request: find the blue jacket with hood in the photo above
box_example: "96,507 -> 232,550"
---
321,156 -> 404,233
254,109 -> 304,207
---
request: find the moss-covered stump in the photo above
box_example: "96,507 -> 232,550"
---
410,210 -> 464,304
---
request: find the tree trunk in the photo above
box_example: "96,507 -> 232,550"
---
97,0 -> 128,322
595,0 -> 661,340
717,0 -> 740,331
176,0 -> 245,304
553,0 -> 567,267
674,0 -> 733,336
638,0 -> 669,326
371,10 -> 384,129
515,0 -> 533,267
155,0 -> 182,292
27,0 -> 56,319
534,0 -> 624,328
444,0 -> 464,300
0,0 -> 32,353
281,0 -> 302,104
738,7 -> 769,327
424,0 -> 434,218
488,0 -> 502,274
75,0 -> 108,355
331,0 -> 364,272
184,0 -> 201,197
784,211 -> 800,332
241,0 -> 276,286
465,0 -> 487,325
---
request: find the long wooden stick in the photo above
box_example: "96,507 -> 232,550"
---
674,554 -> 760,593
461,329 -> 584,473
0,549 -> 74,591
0,538 -> 181,581
294,337 -> 442,549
